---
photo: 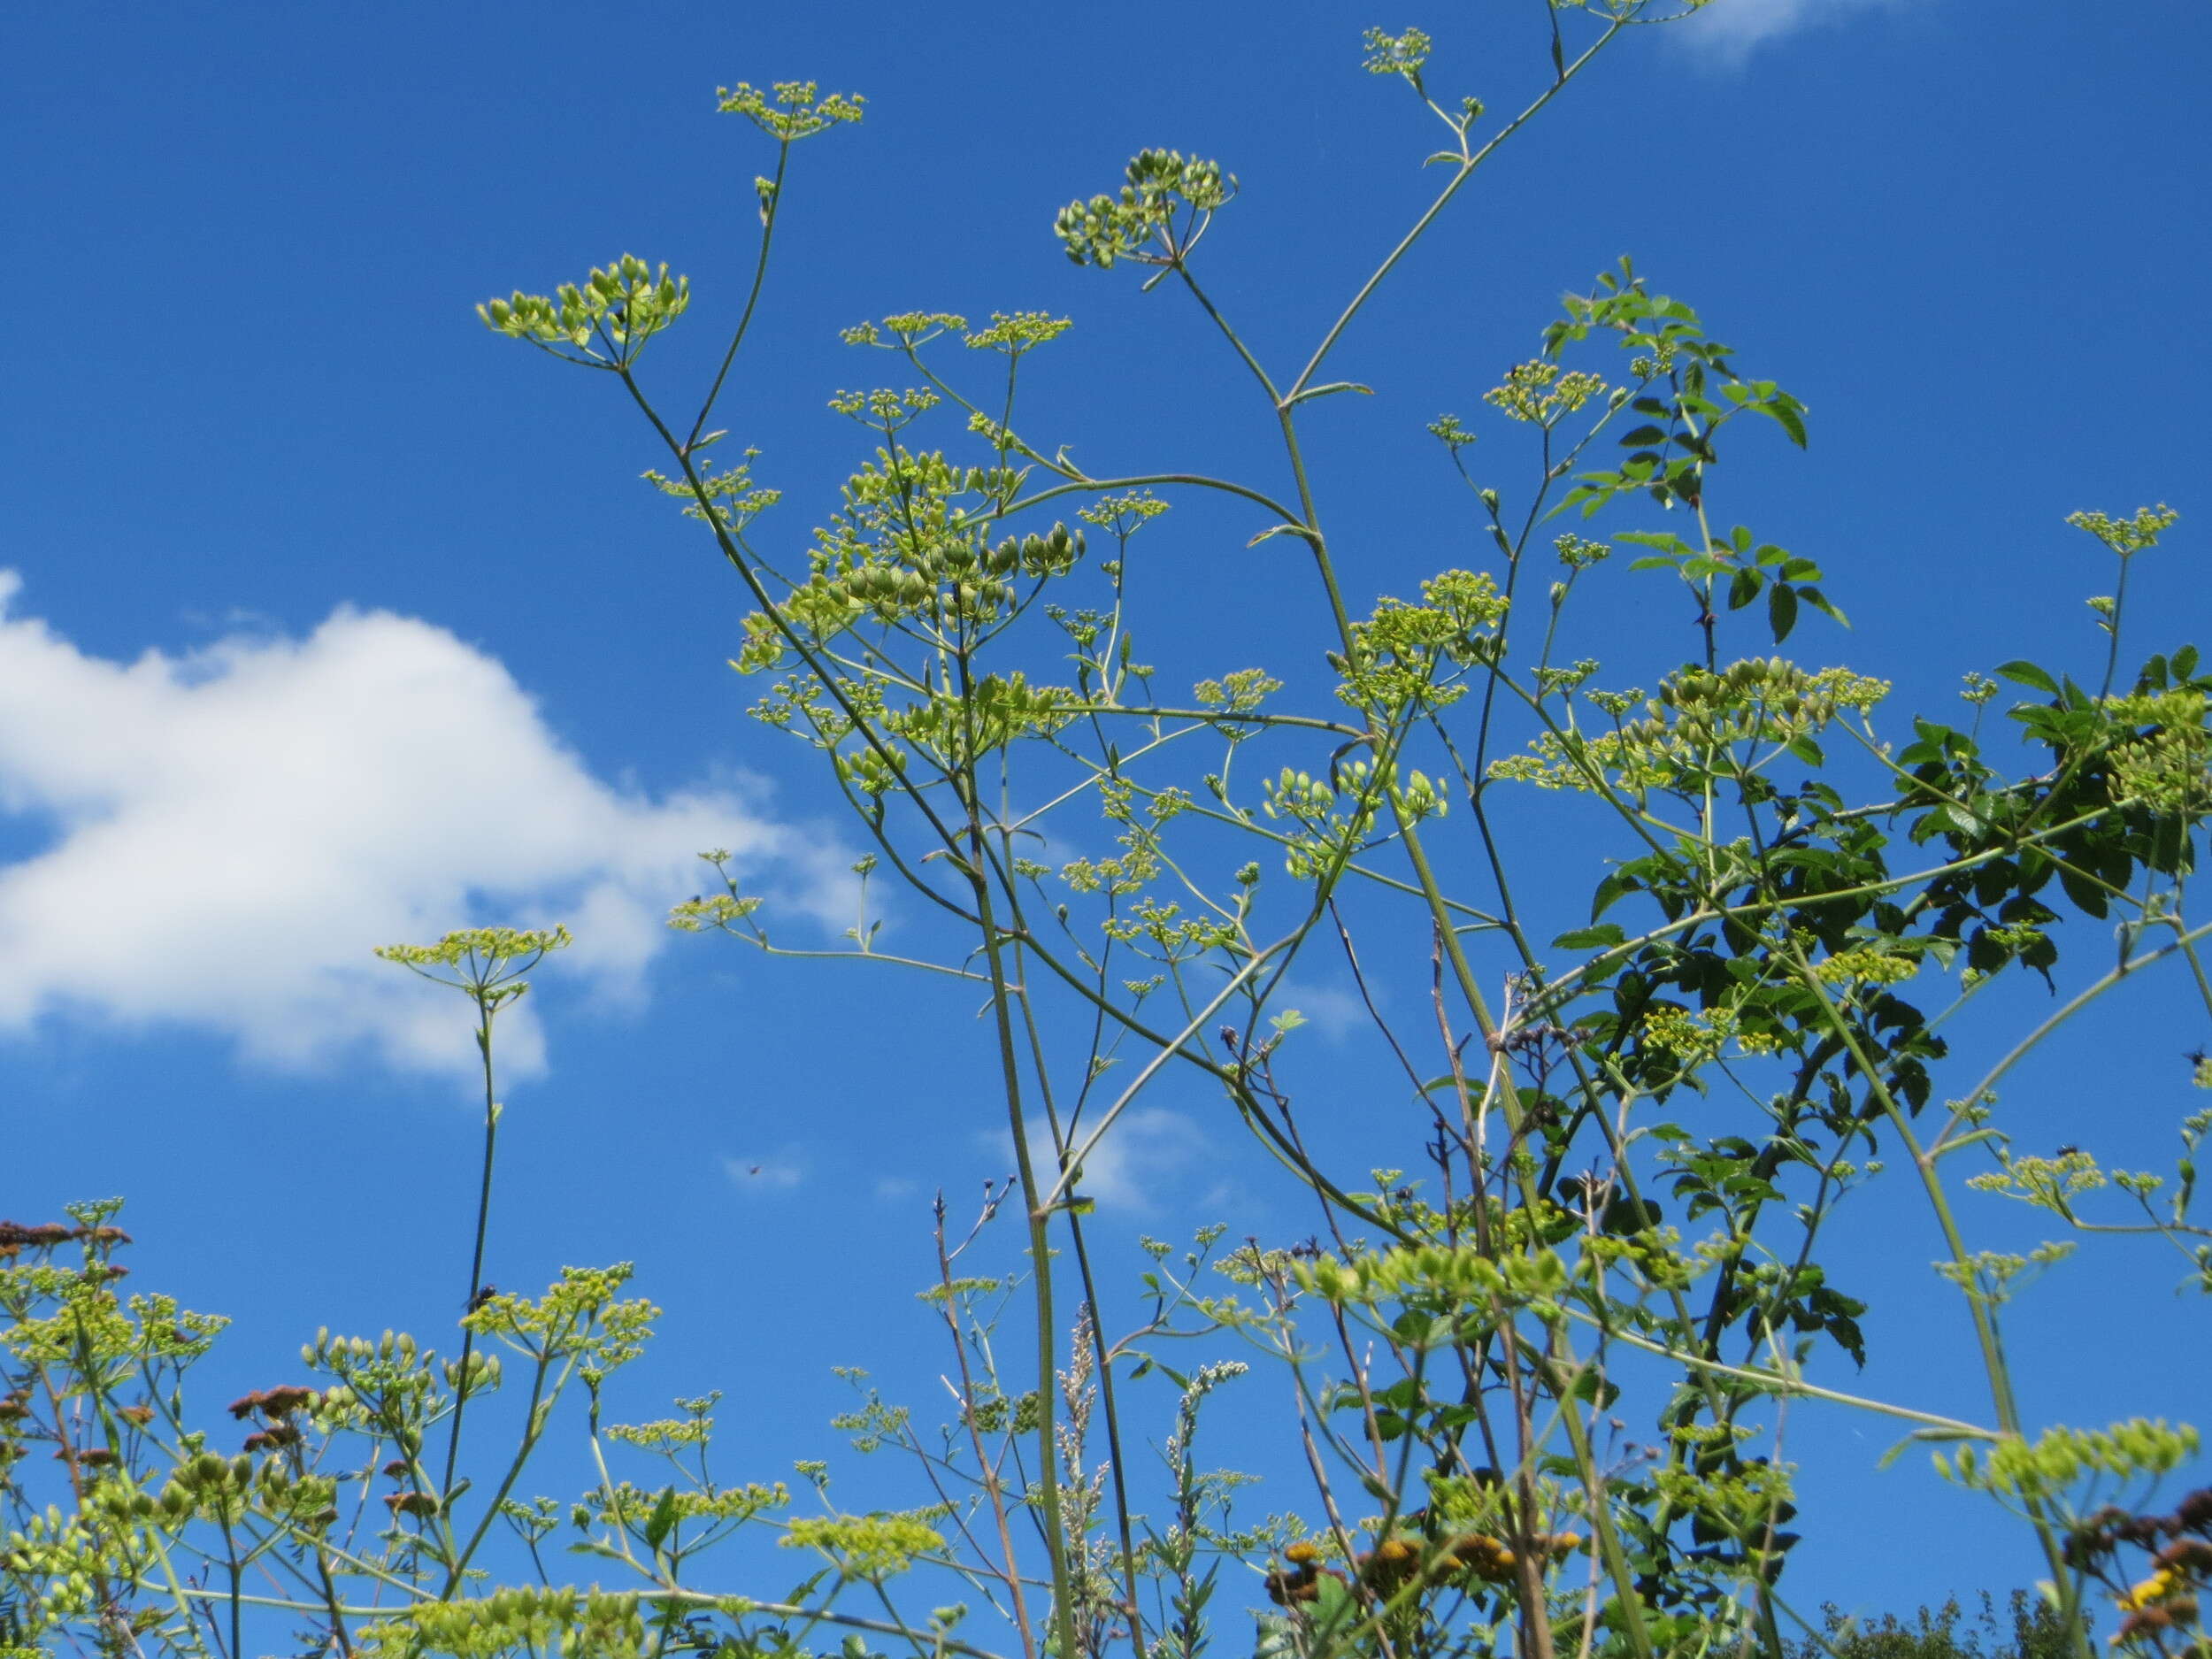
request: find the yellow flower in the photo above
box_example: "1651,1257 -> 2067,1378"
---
2116,1567 -> 2175,1612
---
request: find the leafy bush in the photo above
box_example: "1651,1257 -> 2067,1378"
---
1793,1594 -> 2078,1659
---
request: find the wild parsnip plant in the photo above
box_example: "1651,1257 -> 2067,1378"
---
6,7 -> 2211,1659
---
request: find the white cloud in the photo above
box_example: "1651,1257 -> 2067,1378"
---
984,1108 -> 1208,1215
1272,980 -> 1371,1045
1671,0 -> 1909,65
0,573 -> 839,1079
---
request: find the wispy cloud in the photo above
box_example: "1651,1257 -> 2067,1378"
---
1671,0 -> 1909,65
1271,980 -> 1372,1045
0,573 -> 839,1080
984,1109 -> 1209,1216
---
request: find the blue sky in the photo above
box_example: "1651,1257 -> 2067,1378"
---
5,0 -> 2211,1635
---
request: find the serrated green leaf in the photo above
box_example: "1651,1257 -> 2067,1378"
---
643,1486 -> 680,1552
1768,580 -> 1800,641
1996,660 -> 2058,695
1748,395 -> 1809,447
1798,587 -> 1849,627
1553,924 -> 1627,950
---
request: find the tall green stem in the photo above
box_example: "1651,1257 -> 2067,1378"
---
955,665 -> 1081,1659
441,990 -> 500,1500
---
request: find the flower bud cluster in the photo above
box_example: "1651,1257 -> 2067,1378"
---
2101,689 -> 2211,814
714,81 -> 864,142
359,1586 -> 649,1659
1264,1525 -> 1584,1608
1056,150 -> 1235,270
1294,1241 -> 1567,1310
1485,359 -> 1609,426
781,1510 -> 946,1577
2066,502 -> 2179,559
1332,572 -> 1508,715
1492,658 -> 1886,794
1937,1419 -> 2200,1502
479,255 -> 689,363
741,516 -> 1087,672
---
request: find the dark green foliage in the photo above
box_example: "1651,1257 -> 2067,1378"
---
1794,1594 -> 2081,1659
